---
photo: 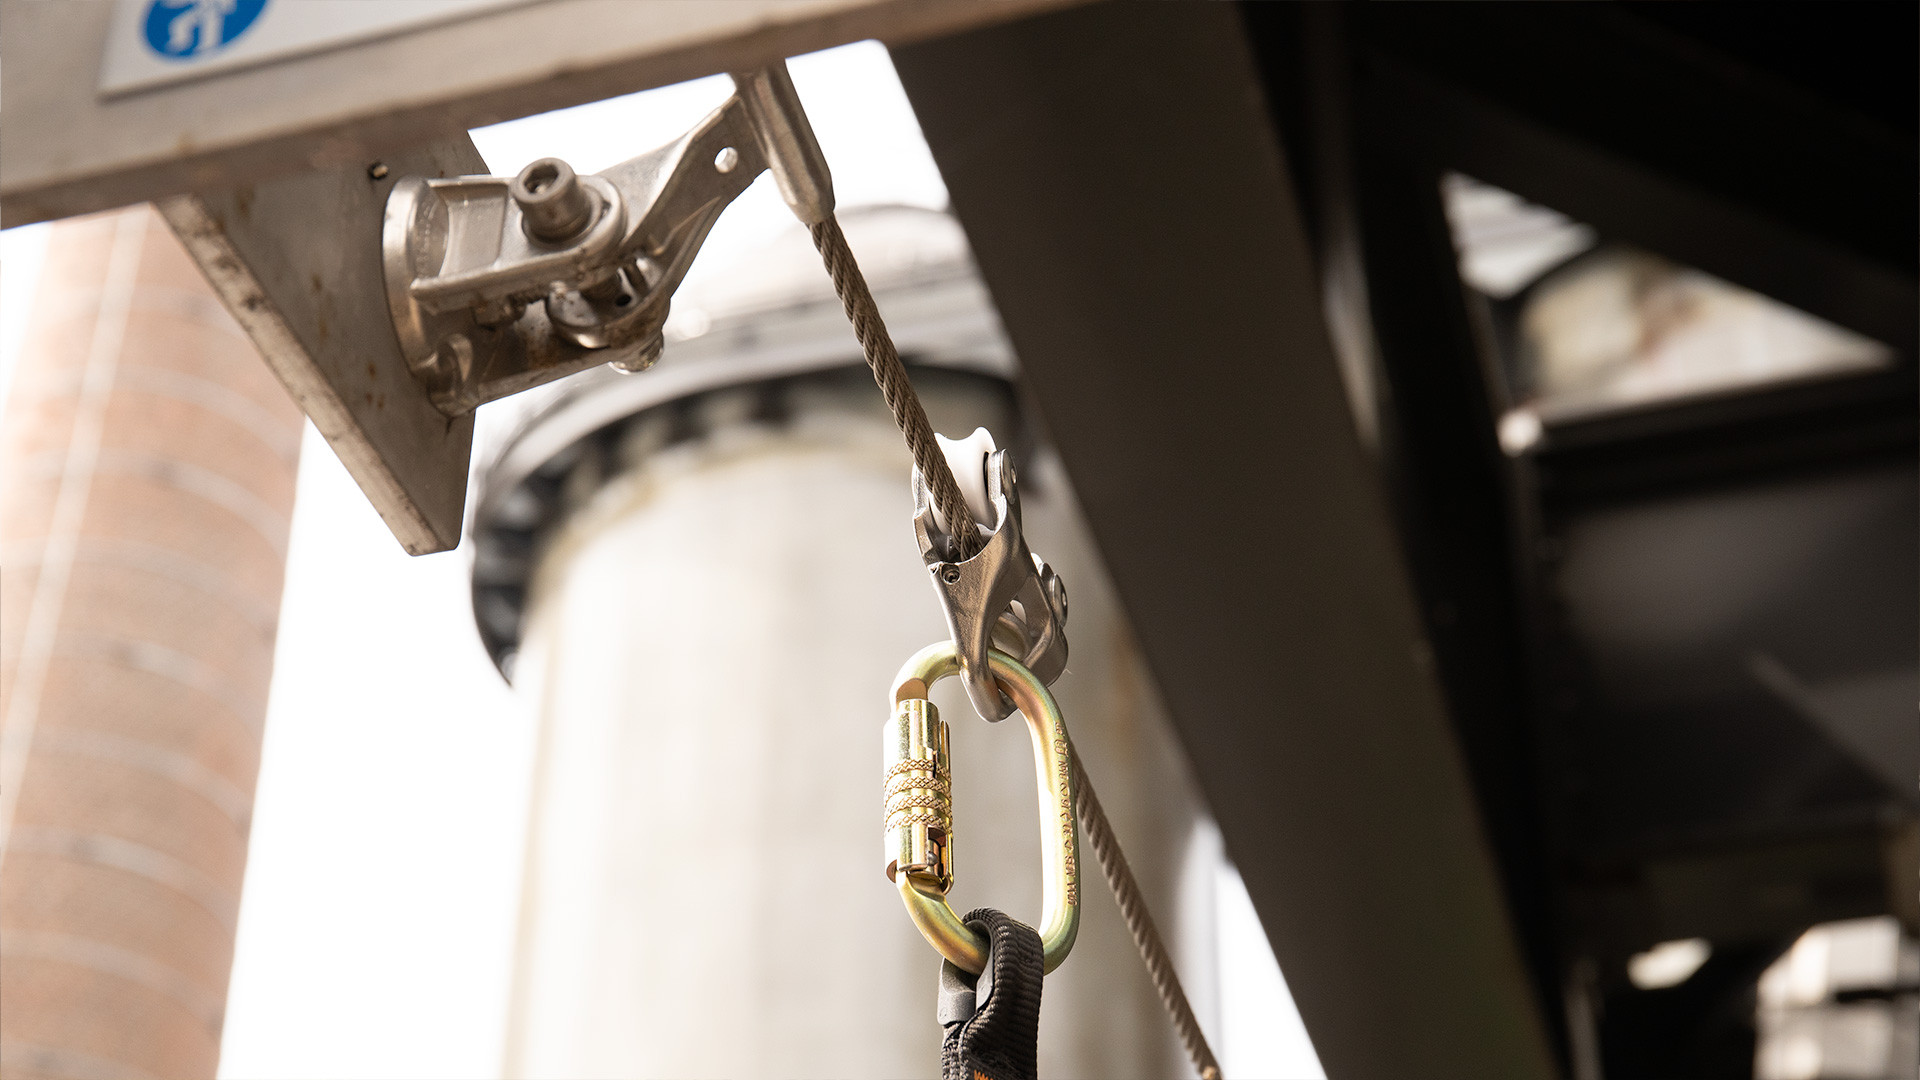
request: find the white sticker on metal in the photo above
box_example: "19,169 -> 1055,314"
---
98,0 -> 534,97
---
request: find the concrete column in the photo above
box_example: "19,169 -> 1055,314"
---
498,371 -> 1212,1077
0,206 -> 303,1080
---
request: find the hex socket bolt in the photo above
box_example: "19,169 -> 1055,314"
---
512,157 -> 596,243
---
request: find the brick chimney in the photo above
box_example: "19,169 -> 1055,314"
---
0,205 -> 304,1080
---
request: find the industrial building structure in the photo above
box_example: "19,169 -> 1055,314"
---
0,3 -> 1913,1079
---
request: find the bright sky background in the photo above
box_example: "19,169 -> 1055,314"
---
0,39 -> 1319,1080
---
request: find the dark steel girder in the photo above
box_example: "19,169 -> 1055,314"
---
893,6 -> 1558,1078
1350,4 -> 1918,356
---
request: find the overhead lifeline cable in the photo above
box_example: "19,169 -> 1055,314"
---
810,213 -> 1224,1080
810,216 -> 985,560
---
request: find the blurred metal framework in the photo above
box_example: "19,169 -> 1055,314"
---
6,3 -> 1913,1079
893,5 -> 1916,1078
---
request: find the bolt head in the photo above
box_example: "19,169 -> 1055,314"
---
512,158 -> 595,243
938,564 -> 962,585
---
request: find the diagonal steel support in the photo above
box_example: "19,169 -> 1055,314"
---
892,6 -> 1559,1077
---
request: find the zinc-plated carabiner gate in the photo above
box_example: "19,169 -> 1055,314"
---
884,642 -> 1079,974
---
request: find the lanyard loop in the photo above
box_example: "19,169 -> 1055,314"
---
885,642 -> 1080,974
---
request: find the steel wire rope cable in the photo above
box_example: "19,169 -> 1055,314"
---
810,216 -> 984,559
1069,744 -> 1221,1080
811,214 -> 1223,1080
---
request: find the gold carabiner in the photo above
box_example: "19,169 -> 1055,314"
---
884,642 -> 1079,974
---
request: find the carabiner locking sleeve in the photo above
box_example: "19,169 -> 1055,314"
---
884,642 -> 1079,974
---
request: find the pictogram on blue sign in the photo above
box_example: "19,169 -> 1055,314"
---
143,0 -> 268,60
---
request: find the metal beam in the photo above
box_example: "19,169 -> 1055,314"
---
892,7 -> 1557,1078
1352,3 -> 1916,283
0,0 -> 1078,227
1352,22 -> 1917,356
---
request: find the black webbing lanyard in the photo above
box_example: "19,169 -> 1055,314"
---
936,908 -> 1047,1080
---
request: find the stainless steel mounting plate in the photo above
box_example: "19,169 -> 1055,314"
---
161,136 -> 490,555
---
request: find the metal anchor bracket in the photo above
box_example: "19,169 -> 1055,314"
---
914,445 -> 1069,722
381,64 -> 832,416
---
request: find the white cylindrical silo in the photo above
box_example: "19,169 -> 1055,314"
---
474,211 -> 1219,1078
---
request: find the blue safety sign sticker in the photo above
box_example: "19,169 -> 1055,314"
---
142,0 -> 269,60
101,0 -> 526,97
